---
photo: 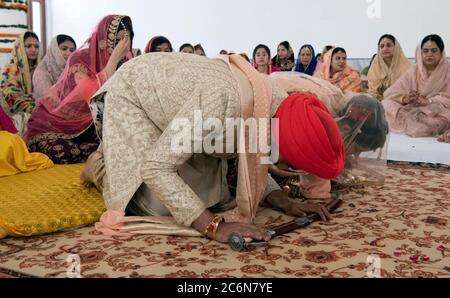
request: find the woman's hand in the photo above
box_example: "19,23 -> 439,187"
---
110,34 -> 131,62
403,91 -> 420,105
413,95 -> 431,106
104,34 -> 131,78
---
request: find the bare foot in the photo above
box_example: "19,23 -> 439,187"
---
437,130 -> 450,143
80,165 -> 94,188
80,152 -> 99,188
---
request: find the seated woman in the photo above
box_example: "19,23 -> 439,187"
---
314,47 -> 362,93
272,41 -> 295,71
252,44 -> 280,75
81,53 -> 345,242
25,15 -> 134,164
0,32 -> 41,135
179,43 -> 195,54
270,93 -> 389,199
0,106 -> 53,177
367,34 -> 412,100
383,34 -> 450,142
144,36 -> 173,53
194,44 -> 206,56
319,45 -> 334,63
33,35 -> 77,100
314,45 -> 333,74
293,44 -> 318,76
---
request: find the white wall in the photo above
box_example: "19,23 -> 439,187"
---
45,0 -> 450,59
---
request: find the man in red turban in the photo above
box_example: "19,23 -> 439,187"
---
265,93 -> 345,217
274,93 -> 345,180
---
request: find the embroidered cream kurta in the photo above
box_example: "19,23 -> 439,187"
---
91,53 -> 287,226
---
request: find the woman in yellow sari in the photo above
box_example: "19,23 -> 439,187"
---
314,47 -> 362,93
0,106 -> 53,178
367,34 -> 412,101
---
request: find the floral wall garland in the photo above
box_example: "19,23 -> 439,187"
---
0,0 -> 28,68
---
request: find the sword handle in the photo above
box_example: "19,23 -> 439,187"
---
228,233 -> 268,251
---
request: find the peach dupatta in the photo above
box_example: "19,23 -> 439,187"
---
382,47 -> 450,137
96,54 -> 274,236
367,41 -> 412,100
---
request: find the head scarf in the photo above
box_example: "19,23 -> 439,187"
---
274,93 -> 345,179
26,15 -> 133,141
271,41 -> 295,71
367,39 -> 411,100
32,36 -> 72,99
337,94 -> 389,154
144,36 -> 173,53
414,46 -> 450,97
1,32 -> 42,114
382,45 -> 450,137
294,45 -> 318,76
314,48 -> 362,93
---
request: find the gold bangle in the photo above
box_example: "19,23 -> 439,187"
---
204,215 -> 224,240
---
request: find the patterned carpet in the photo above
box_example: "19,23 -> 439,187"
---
0,164 -> 449,278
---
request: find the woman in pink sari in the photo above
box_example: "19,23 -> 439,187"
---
383,35 -> 450,143
314,47 -> 362,93
25,15 -> 134,164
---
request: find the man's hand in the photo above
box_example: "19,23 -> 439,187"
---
191,209 -> 271,244
265,190 -> 332,222
285,202 -> 332,221
269,164 -> 308,177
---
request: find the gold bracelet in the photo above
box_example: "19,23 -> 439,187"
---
203,215 -> 224,240
400,96 -> 406,105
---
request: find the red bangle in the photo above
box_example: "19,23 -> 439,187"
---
204,215 -> 224,240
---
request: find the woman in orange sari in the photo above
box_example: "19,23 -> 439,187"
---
314,47 -> 362,93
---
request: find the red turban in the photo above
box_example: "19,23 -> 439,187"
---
274,93 -> 345,179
